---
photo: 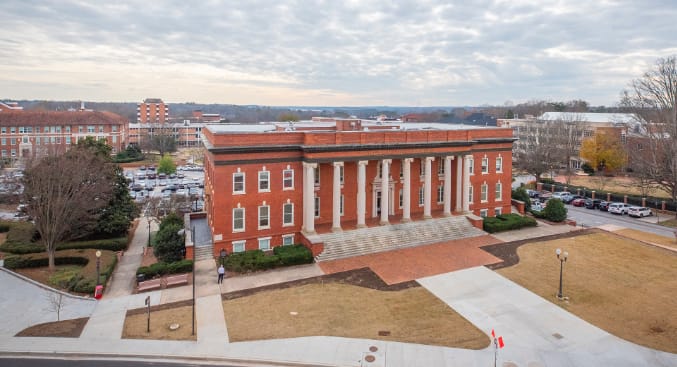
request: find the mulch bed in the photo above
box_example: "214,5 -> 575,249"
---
221,267 -> 419,301
481,228 -> 599,270
15,317 -> 89,338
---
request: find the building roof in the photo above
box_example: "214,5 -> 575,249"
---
206,119 -> 492,134
539,112 -> 639,125
142,98 -> 164,104
0,111 -> 127,126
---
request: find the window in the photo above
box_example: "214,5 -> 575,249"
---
26,127 -> 32,133
496,157 -> 503,172
10,127 -> 16,133
437,186 -> 444,204
283,169 -> 294,189
495,208 -> 502,216
10,138 -> 16,145
419,159 -> 425,176
98,126 -> 104,133
55,126 -> 61,133
232,208 -> 245,232
87,126 -> 95,133
0,127 -> 5,134
258,205 -> 270,229
340,194 -> 344,216
314,166 -> 320,186
10,149 -> 16,157
399,189 -> 403,208
480,209 -> 488,218
437,159 -> 444,175
481,157 -> 489,174
111,125 -> 118,132
21,137 -> 28,144
36,137 -> 40,145
112,136 -> 117,143
495,182 -> 502,201
78,126 -> 84,133
481,183 -> 488,202
65,126 -> 70,133
232,240 -> 245,253
282,234 -> 294,246
314,196 -> 320,217
1,138 -> 5,145
468,185 -> 473,203
468,157 -> 474,175
258,238 -> 271,251
233,172 -> 245,193
418,186 -> 424,206
18,127 -> 25,134
0,150 -> 5,157
283,203 -> 294,226
339,165 -> 344,185
258,170 -> 270,192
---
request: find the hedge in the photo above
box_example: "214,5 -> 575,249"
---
113,156 -> 145,163
0,223 -> 10,233
3,256 -> 89,270
136,259 -> 194,278
0,237 -> 128,255
225,245 -> 314,273
483,214 -> 537,233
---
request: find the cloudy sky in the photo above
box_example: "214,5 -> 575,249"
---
1,0 -> 676,107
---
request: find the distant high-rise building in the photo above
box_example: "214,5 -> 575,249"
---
137,98 -> 169,123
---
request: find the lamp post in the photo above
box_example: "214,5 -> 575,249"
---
95,250 -> 102,286
147,218 -> 152,248
178,226 -> 196,336
556,248 -> 568,300
220,249 -> 226,266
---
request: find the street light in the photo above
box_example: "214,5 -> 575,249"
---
147,217 -> 152,248
220,248 -> 226,266
556,248 -> 568,300
95,250 -> 102,286
177,226 -> 196,336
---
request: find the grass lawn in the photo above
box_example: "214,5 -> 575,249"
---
496,232 -> 677,353
123,302 -> 196,341
559,175 -> 671,199
614,229 -> 677,249
222,283 -> 489,349
658,218 -> 677,228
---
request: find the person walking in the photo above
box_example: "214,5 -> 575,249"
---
217,264 -> 225,284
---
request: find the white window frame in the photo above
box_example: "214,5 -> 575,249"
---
437,159 -> 444,176
468,185 -> 474,203
480,209 -> 488,218
495,207 -> 502,216
232,208 -> 245,232
418,186 -> 424,206
233,172 -> 245,194
258,170 -> 270,192
232,240 -> 246,253
314,166 -> 320,186
283,202 -> 294,226
283,168 -> 294,190
481,157 -> 489,174
282,234 -> 294,246
258,237 -> 271,251
481,183 -> 488,203
469,157 -> 474,175
495,182 -> 502,201
496,156 -> 503,173
339,165 -> 344,185
437,185 -> 444,204
258,205 -> 270,229
398,189 -> 403,208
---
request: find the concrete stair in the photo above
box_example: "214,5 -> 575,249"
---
194,245 -> 214,261
315,215 -> 485,262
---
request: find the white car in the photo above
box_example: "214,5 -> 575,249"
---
608,203 -> 630,215
628,206 -> 652,218
552,191 -> 571,200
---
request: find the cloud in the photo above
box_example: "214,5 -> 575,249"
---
0,0 -> 676,106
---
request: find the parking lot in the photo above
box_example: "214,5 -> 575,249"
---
123,165 -> 205,213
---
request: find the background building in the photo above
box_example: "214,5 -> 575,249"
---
201,118 -> 514,258
137,98 -> 169,123
0,110 -> 128,163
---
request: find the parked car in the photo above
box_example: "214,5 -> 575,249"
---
584,199 -> 602,209
608,202 -> 630,215
598,201 -> 610,211
552,191 -> 571,200
526,189 -> 540,199
531,201 -> 544,212
572,198 -> 586,207
628,206 -> 653,218
562,195 -> 583,204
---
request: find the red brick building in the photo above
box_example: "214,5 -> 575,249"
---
137,98 -> 169,123
0,110 -> 128,161
202,118 -> 514,256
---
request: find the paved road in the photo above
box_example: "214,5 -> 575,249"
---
566,205 -> 675,237
0,358 -> 244,367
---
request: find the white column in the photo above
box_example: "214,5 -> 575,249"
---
332,162 -> 343,232
456,156 -> 463,212
462,154 -> 472,213
302,162 -> 316,233
357,161 -> 368,228
443,156 -> 452,216
380,159 -> 391,225
423,157 -> 434,219
402,158 -> 413,222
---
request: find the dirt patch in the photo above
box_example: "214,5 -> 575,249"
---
223,282 -> 489,349
123,303 -> 196,341
15,317 -> 88,338
496,231 -> 677,353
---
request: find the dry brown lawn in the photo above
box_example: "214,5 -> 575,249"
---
123,304 -> 196,341
561,175 -> 671,199
222,283 -> 489,349
614,229 -> 677,249
497,232 -> 677,353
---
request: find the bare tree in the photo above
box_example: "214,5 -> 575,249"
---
550,114 -> 589,184
621,56 -> 677,216
140,124 -> 177,156
23,147 -> 116,270
44,292 -> 67,321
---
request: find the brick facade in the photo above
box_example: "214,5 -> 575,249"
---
203,119 -> 514,256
